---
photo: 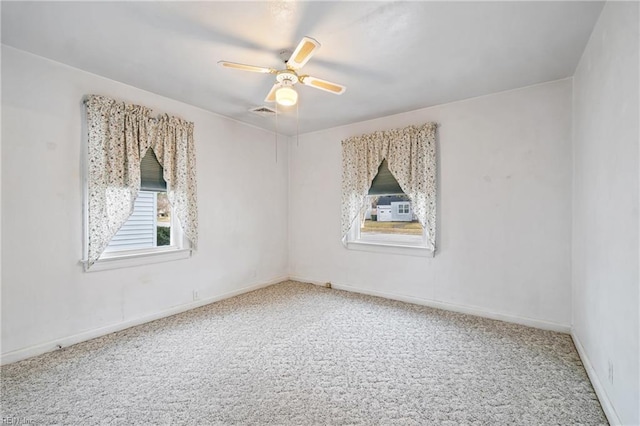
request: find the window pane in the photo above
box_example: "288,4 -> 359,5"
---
156,192 -> 171,246
105,191 -> 157,252
103,191 -> 172,253
362,195 -> 423,239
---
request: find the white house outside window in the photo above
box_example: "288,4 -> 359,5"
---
103,150 -> 176,255
353,160 -> 426,250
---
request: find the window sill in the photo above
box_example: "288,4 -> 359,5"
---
346,240 -> 434,257
83,248 -> 192,272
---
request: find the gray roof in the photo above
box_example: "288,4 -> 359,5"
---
377,196 -> 409,206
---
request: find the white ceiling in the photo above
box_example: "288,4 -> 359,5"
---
1,1 -> 603,135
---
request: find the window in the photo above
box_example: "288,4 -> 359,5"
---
340,123 -> 436,255
348,160 -> 430,254
88,150 -> 190,272
84,95 -> 198,271
103,150 -> 173,254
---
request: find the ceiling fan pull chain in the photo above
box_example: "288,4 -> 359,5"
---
296,100 -> 300,147
275,100 -> 279,163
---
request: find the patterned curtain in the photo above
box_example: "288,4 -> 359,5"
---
85,95 -> 198,269
151,115 -> 198,251
341,123 -> 437,250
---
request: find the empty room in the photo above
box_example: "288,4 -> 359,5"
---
1,1 -> 638,425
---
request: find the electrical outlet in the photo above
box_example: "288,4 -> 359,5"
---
192,290 -> 199,301
608,360 -> 614,384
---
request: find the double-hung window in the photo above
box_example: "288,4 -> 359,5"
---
91,150 -> 190,271
83,95 -> 198,272
348,160 -> 428,252
341,123 -> 437,256
101,150 -> 178,250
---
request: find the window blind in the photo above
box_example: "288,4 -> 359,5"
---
140,149 -> 167,192
368,159 -> 403,195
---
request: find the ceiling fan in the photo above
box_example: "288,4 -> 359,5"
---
218,36 -> 346,107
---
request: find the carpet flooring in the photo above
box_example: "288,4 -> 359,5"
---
2,281 -> 606,425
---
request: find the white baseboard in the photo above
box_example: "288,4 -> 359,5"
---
290,277 -> 571,333
571,331 -> 622,425
289,276 -> 329,287
1,275 -> 288,365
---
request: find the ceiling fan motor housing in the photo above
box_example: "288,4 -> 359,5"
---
276,69 -> 299,86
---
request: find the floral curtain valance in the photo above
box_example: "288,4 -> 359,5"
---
85,95 -> 198,268
341,122 -> 437,251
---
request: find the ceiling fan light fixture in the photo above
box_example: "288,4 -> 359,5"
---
275,85 -> 298,106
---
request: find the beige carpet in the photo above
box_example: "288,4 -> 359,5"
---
1,281 -> 607,425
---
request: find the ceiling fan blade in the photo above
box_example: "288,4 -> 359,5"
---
286,36 -> 321,70
218,61 -> 277,74
265,84 -> 279,103
300,76 -> 346,95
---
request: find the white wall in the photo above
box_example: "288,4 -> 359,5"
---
1,46 -> 289,360
289,79 -> 573,330
572,2 -> 639,425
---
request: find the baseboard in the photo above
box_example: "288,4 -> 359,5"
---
290,277 -> 571,333
289,276 -> 330,287
571,331 -> 622,425
1,275 -> 288,365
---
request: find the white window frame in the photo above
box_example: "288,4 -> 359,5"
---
82,189 -> 192,272
345,195 -> 433,257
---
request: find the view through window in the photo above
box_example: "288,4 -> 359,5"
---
156,192 -> 171,247
360,194 -> 424,244
104,191 -> 171,253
